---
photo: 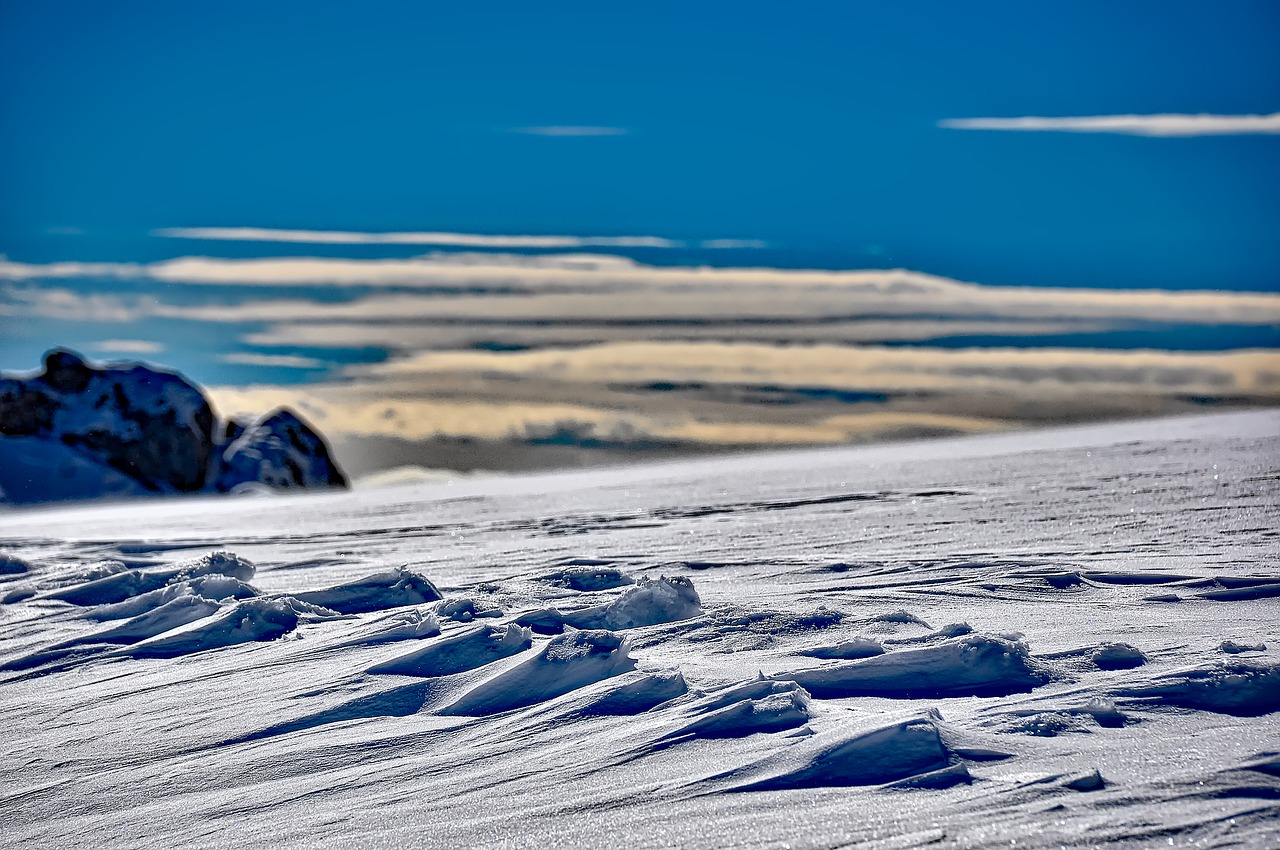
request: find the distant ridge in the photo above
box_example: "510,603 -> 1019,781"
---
0,349 -> 346,504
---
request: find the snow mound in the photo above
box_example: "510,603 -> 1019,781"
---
539,565 -> 636,591
519,576 -> 702,633
81,595 -> 223,645
0,553 -> 31,575
171,551 -> 256,582
45,552 -> 257,607
716,710 -> 954,791
441,629 -> 636,716
1116,661 -> 1280,716
597,576 -> 701,629
569,669 -> 688,716
117,597 -> 336,659
46,570 -> 174,606
1220,640 -> 1267,654
293,567 -> 442,614
338,610 -> 442,647
1091,643 -> 1146,670
779,634 -> 1053,699
874,610 -> 930,627
83,575 -> 258,621
661,680 -> 812,744
369,623 -> 532,677
435,597 -> 502,622
886,623 -> 974,646
800,638 -> 885,660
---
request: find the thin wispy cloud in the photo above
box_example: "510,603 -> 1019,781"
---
510,126 -> 628,136
939,113 -> 1280,137
701,239 -> 769,249
91,339 -> 164,354
153,227 -> 680,249
218,352 -> 325,369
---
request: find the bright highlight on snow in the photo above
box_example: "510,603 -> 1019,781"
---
1,410 -> 1275,847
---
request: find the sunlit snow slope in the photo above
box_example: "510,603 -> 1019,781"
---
1,410 -> 1277,849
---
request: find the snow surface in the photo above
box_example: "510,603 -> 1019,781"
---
0,409 -> 1277,848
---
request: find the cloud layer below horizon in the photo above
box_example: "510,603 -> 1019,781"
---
940,113 -> 1280,136
2,247 -> 1277,474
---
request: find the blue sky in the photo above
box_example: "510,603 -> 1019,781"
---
1,2 -> 1278,470
2,1 -> 1277,290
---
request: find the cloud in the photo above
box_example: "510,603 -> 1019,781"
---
218,352 -> 326,369
91,339 -> 165,354
6,255 -> 1280,329
153,228 -> 681,249
701,239 -> 769,249
0,284 -> 140,321
939,113 -> 1280,137
202,342 -> 1278,455
509,126 -> 628,136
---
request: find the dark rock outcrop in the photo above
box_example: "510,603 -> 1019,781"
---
0,349 -> 347,504
218,409 -> 348,492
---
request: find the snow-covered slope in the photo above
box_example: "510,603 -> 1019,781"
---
0,410 -> 1276,848
0,349 -> 347,504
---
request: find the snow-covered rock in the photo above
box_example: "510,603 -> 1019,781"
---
0,349 -> 347,504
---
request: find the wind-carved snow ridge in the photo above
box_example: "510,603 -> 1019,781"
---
292,567 -> 442,614
82,574 -> 259,621
705,709 -> 963,792
440,629 -> 637,716
113,596 -> 338,659
778,634 -> 1054,698
43,550 -> 256,607
1115,661 -> 1280,716
655,679 -> 814,748
517,575 -> 701,633
0,410 -> 1276,848
369,623 -> 532,677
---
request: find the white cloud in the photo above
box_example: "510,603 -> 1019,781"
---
701,239 -> 769,249
509,126 -> 628,136
91,339 -> 165,354
939,113 -> 1280,137
6,256 -> 1280,328
153,228 -> 681,249
218,352 -> 326,369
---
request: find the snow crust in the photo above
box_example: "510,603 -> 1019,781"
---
0,410 -> 1277,849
